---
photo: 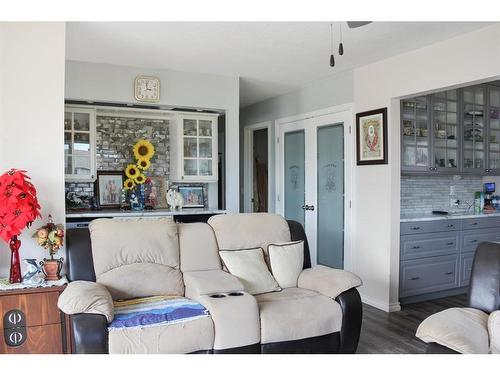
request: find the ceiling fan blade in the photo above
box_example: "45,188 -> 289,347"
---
346,21 -> 372,28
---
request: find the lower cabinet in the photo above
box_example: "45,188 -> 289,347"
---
400,216 -> 500,302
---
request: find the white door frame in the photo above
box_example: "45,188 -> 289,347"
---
275,104 -> 354,270
243,121 -> 272,213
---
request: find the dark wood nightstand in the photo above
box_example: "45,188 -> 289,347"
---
0,285 -> 71,354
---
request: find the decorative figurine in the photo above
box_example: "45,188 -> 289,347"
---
167,188 -> 184,211
33,215 -> 64,281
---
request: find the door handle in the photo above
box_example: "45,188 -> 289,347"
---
301,205 -> 315,211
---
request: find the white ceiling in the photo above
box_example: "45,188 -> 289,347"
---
66,22 -> 495,107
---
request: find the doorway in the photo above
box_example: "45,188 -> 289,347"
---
276,108 -> 352,269
244,121 -> 272,213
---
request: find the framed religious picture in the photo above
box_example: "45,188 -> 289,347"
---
356,107 -> 388,165
178,185 -> 205,208
95,171 -> 125,208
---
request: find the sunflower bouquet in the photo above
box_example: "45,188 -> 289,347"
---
123,139 -> 155,190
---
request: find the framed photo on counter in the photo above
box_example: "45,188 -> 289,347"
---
95,171 -> 124,208
178,185 -> 204,208
356,107 -> 388,165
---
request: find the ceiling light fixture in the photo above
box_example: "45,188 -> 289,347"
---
329,23 -> 335,67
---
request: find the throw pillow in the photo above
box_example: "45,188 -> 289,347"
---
268,241 -> 304,288
219,248 -> 281,295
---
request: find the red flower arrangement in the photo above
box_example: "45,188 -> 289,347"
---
0,169 -> 41,283
0,169 -> 41,241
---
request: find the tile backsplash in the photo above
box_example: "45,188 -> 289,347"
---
400,175 -> 484,216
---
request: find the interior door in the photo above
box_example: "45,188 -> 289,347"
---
277,111 -> 351,268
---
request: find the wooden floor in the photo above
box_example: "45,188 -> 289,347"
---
357,294 -> 467,354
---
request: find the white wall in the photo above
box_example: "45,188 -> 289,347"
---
65,61 -> 240,212
240,72 -> 354,212
353,24 -> 500,311
0,23 -> 66,278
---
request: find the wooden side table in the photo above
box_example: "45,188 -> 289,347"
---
0,285 -> 71,354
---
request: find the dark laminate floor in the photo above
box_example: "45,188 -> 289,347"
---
357,294 -> 467,354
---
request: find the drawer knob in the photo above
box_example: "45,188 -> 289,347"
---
445,271 -> 454,275
409,277 -> 420,280
411,227 -> 421,230
470,240 -> 478,243
447,224 -> 454,228
470,222 -> 478,226
446,242 -> 454,246
412,246 -> 420,249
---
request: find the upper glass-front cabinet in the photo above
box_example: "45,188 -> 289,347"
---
175,114 -> 218,182
462,85 -> 485,173
488,86 -> 500,174
401,96 -> 430,172
432,89 -> 459,173
64,107 -> 96,181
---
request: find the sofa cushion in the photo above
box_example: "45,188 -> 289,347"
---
89,218 -> 183,299
268,241 -> 304,288
183,270 -> 244,298
220,248 -> 281,295
108,295 -> 214,354
416,307 -> 490,354
489,310 -> 500,354
255,288 -> 342,344
178,222 -> 221,272
297,265 -> 362,299
208,213 -> 290,253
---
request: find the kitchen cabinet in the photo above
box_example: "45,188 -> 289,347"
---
399,216 -> 500,303
401,84 -> 500,176
170,113 -> 219,182
64,106 -> 96,182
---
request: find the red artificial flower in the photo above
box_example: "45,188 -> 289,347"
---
0,169 -> 41,243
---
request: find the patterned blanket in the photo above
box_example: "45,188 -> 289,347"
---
108,295 -> 210,331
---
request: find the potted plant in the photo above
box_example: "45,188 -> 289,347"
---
0,169 -> 41,283
33,215 -> 64,281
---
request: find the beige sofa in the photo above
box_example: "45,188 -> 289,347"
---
58,213 -> 362,354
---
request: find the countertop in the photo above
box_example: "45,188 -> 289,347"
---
66,208 -> 226,219
400,211 -> 500,223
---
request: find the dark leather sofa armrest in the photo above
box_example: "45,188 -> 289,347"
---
426,342 -> 460,354
335,287 -> 362,354
70,313 -> 109,354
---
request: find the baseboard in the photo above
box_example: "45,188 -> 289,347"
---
360,294 -> 401,312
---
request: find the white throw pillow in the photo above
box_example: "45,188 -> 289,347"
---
268,241 -> 304,288
219,248 -> 281,295
488,310 -> 500,354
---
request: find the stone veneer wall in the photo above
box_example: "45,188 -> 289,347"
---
65,115 -> 209,207
400,175 -> 483,216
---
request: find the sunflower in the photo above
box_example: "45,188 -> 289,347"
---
125,164 -> 139,179
137,157 -> 151,170
134,173 -> 146,185
123,178 -> 135,190
133,139 -> 155,160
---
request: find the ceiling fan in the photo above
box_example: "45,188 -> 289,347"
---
329,21 -> 372,67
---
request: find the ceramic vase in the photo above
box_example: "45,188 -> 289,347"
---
9,235 -> 22,284
40,258 -> 63,281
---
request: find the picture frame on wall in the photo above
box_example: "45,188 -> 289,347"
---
356,107 -> 388,165
178,185 -> 204,208
95,171 -> 124,208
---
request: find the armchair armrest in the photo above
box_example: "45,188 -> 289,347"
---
416,307 -> 489,354
58,280 -> 114,323
183,270 -> 244,299
298,265 -> 362,299
488,311 -> 500,354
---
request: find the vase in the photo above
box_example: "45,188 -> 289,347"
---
40,258 -> 63,281
9,235 -> 22,284
130,184 -> 145,211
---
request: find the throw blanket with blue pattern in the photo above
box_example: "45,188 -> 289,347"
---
108,295 -> 210,331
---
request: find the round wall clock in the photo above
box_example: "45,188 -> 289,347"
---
134,75 -> 160,102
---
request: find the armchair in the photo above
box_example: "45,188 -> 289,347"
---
416,242 -> 500,354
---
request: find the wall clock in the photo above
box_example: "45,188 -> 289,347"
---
134,75 -> 160,102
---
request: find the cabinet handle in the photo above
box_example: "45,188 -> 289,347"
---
447,224 -> 454,228
470,222 -> 478,226
444,271 -> 453,275
411,227 -> 421,230
470,239 -> 478,243
409,277 -> 420,280
446,242 -> 454,246
411,246 -> 420,249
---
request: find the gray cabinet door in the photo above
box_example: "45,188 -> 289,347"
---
400,255 -> 459,298
461,227 -> 500,252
